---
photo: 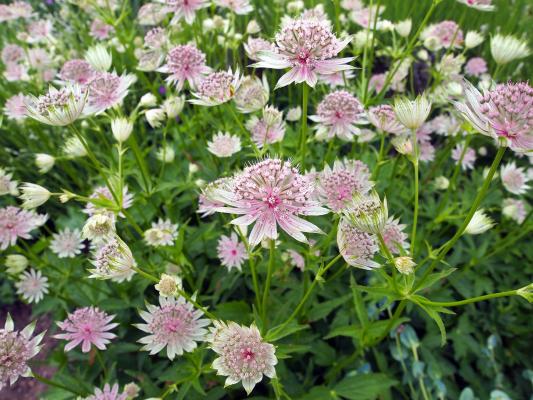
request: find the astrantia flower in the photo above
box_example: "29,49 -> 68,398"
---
4,93 -> 28,121
1,44 -> 24,64
217,232 -> 248,271
0,314 -> 44,390
421,21 -> 463,50
59,59 -> 96,84
155,274 -> 182,297
24,85 -> 87,126
136,296 -> 210,360
86,72 -> 137,114
86,383 -> 127,400
163,0 -> 210,24
394,256 -> 416,275
452,144 -> 477,170
197,179 -> 231,217
500,162 -> 530,195
214,0 -> 253,14
454,81 -> 533,153
0,168 -> 18,196
82,213 -> 116,243
19,183 -> 51,209
286,249 -> 305,270
502,198 -> 527,224
138,3 -> 167,25
208,158 -> 328,246
90,236 -> 136,282
84,186 -> 134,217
456,0 -> 494,11
317,159 -> 373,212
394,95 -> 432,131
35,153 -> 55,174
490,34 -> 530,65
244,37 -> 275,62
342,191 -> 388,235
251,18 -> 354,88
319,69 -> 355,88
310,90 -> 366,141
464,57 -> 487,77
190,69 -> 242,106
464,209 -> 495,235
85,45 -> 112,72
208,321 -> 277,395
337,217 -> 379,269
144,218 -> 179,247
208,131 -> 242,158
382,216 -> 408,254
247,106 -> 286,148
0,206 -> 47,250
158,45 -> 210,91
54,307 -> 117,353
367,104 -> 406,135
233,75 -> 269,113
90,18 -> 114,40
15,269 -> 49,304
50,228 -> 84,258
144,27 -> 168,49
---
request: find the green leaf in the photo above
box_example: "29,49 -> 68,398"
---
415,268 -> 457,293
412,300 -> 448,345
334,373 -> 398,400
266,321 -> 309,342
308,294 -> 351,321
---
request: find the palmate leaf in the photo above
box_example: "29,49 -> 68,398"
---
414,267 -> 458,293
334,373 -> 398,400
410,295 -> 455,345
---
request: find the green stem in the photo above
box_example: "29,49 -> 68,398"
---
410,131 -> 419,256
369,299 -> 406,346
298,83 -> 309,169
417,290 -> 517,307
371,132 -> 386,180
261,240 -> 276,324
377,232 -> 399,292
128,133 -> 152,193
32,372 -> 86,396
236,226 -> 261,311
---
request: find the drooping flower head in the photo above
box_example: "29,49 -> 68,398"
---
54,307 -> 117,353
456,0 -> 494,11
310,90 -> 366,141
207,158 -> 328,246
500,162 -> 530,195
136,296 -> 210,360
454,81 -> 533,153
464,209 -> 495,235
252,18 -> 354,88
16,268 -> 49,304
0,314 -> 44,390
84,186 -> 134,217
367,104 -> 406,135
24,85 -> 88,126
217,232 -> 248,271
247,106 -> 286,148
337,217 -> 379,269
85,383 -> 127,400
164,0 -> 210,24
233,75 -> 269,113
90,236 -> 136,282
86,72 -> 137,114
207,131 -> 242,158
0,206 -> 47,250
317,159 -> 373,212
490,34 -> 530,65
50,227 -> 85,258
144,218 -> 179,247
208,321 -> 277,394
189,69 -> 242,106
342,191 -> 388,234
59,59 -> 96,84
158,45 -> 210,91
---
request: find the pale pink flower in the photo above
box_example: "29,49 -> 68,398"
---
198,178 -> 232,217
84,185 -> 134,216
0,1 -> 32,22
25,85 -> 87,126
27,48 -> 52,71
163,0 -> 210,25
456,0 -> 494,11
0,314 -> 44,390
337,217 -> 379,269
207,158 -> 328,246
189,69 -> 242,106
144,27 -> 168,49
349,5 -> 385,29
422,21 -> 464,49
430,114 -> 461,136
341,0 -> 363,10
233,75 -> 269,113
217,232 -> 248,271
317,159 -> 373,212
90,18 -> 114,40
4,62 -> 29,81
381,216 -> 408,254
416,124 -> 436,163
144,218 -> 179,247
244,37 -> 275,62
367,105 -> 406,135
1,44 -> 24,64
86,72 -> 137,114
27,19 -> 53,43
318,69 -> 355,88
452,144 -> 476,170
15,269 -> 49,304
247,106 -> 286,148
251,18 -> 354,88
4,93 -> 28,121
502,198 -> 527,224
0,206 -> 47,250
286,249 -> 305,270
136,296 -> 210,360
50,228 -> 85,258
500,162 -> 530,195
158,44 -> 210,90
54,307 -> 117,353
454,81 -> 533,153
208,131 -> 242,157
214,0 -> 253,14
310,90 -> 366,141
368,73 -> 385,94
465,57 -> 488,77
90,237 -> 136,282
59,59 -> 96,84
138,3 -> 167,25
86,383 -> 127,400
208,321 -> 277,395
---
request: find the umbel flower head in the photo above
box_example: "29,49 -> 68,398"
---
144,218 -> 179,247
251,17 -> 354,88
233,75 -> 269,113
453,80 -> 533,153
90,236 -> 136,282
367,105 -> 406,135
24,85 -> 87,126
0,314 -> 44,390
136,295 -> 210,360
337,217 -> 379,269
158,44 -> 210,91
50,227 -> 84,258
490,34 -> 530,65
54,307 -> 117,353
342,190 -> 388,235
189,68 -> 242,106
85,383 -> 128,400
394,95 -> 432,130
208,321 -> 277,395
217,232 -> 248,271
207,158 -> 329,246
310,90 -> 366,141
16,268 -> 49,304
0,206 -> 47,250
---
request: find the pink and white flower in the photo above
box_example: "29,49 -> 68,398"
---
90,18 -> 114,40
84,186 -> 134,217
90,236 -> 136,282
144,218 -> 179,247
207,131 -> 242,158
54,307 -> 118,353
464,57 -> 488,77
500,162 -> 530,195
1,44 -> 24,64
59,59 -> 96,84
0,206 -> 47,250
50,227 -> 85,258
86,72 -> 137,115
15,268 -> 49,304
162,0 -> 210,25
233,75 -> 269,113
246,106 -> 286,148
158,44 -> 210,91
86,383 -> 127,400
502,198 -> 527,224
4,93 -> 28,121
381,216 -> 408,254
244,37 -> 275,62
189,68 -> 242,106
214,0 -> 253,14
367,104 -> 406,135
421,21 -> 464,49
452,144 -> 477,170
217,232 -> 248,271
337,217 -> 379,269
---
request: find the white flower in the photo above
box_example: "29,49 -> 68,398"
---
246,20 -> 260,34
207,132 -> 242,158
35,153 -> 55,174
85,44 -> 112,72
394,256 -> 416,274
395,19 -> 412,37
62,136 -> 87,158
500,162 -> 529,195
156,145 -> 175,163
464,209 -> 495,235
163,96 -> 185,118
139,93 -> 158,107
0,168 -> 19,196
286,106 -> 302,121
490,34 -> 530,65
50,228 -> 84,258
82,213 -> 116,242
343,191 -> 388,235
19,183 -> 51,209
16,269 -> 49,303
146,108 -> 165,128
111,117 -> 133,142
434,176 -> 449,190
144,219 -> 179,247
90,235 -> 136,282
465,31 -> 484,49
394,95 -> 432,130
154,274 -> 182,297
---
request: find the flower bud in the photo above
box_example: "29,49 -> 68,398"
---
154,273 -> 182,297
286,106 -> 302,121
465,31 -> 484,49
464,209 -> 494,235
139,93 -> 157,108
19,183 -> 51,209
395,19 -> 412,37
5,254 -> 28,275
434,176 -> 449,190
35,153 -> 55,174
146,108 -> 166,128
111,118 -> 133,142
394,95 -> 432,130
163,96 -> 185,118
85,44 -> 112,72
246,20 -> 261,34
82,213 -> 115,242
394,256 -> 416,275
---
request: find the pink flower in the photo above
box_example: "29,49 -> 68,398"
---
317,159 -> 373,212
84,186 -> 134,217
4,93 -> 28,121
54,307 -> 118,353
244,37 -> 275,62
50,228 -> 85,258
86,383 -> 127,400
27,19 -> 53,43
1,44 -> 24,64
86,72 -> 137,115
454,81 -> 533,153
318,69 -> 355,88
217,232 -> 248,271
163,0 -> 209,24
422,21 -> 463,49
0,1 -> 32,22
416,124 -> 436,162
208,131 -> 242,158
15,269 -> 49,304
0,206 -> 47,250
337,217 -> 379,269
286,249 -> 305,270
350,5 -> 385,28
368,73 -> 385,94
136,296 -> 210,360
456,0 -> 494,11
381,217 -> 408,254
144,27 -> 167,49
208,321 -> 277,395
207,158 -> 328,246
465,57 -> 488,77
59,59 -> 96,84
367,105 -> 406,135
214,0 -> 253,14
452,144 -> 477,170
158,44 -> 210,91
502,198 -> 527,224
500,162 -> 530,195
251,18 -> 354,88
198,179 -> 232,217
246,106 -> 286,148
90,18 -> 114,40
310,90 -> 366,141
189,69 -> 242,106
4,62 -> 29,81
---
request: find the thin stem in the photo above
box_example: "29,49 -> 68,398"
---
261,240 -> 276,324
369,299 -> 406,346
371,132 -> 386,180
410,131 -> 419,256
236,226 -> 261,310
377,232 -> 399,292
298,83 -> 309,169
417,290 -> 517,307
411,345 -> 430,400
32,372 -> 86,396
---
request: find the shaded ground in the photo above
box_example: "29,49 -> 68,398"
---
0,303 -> 56,400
